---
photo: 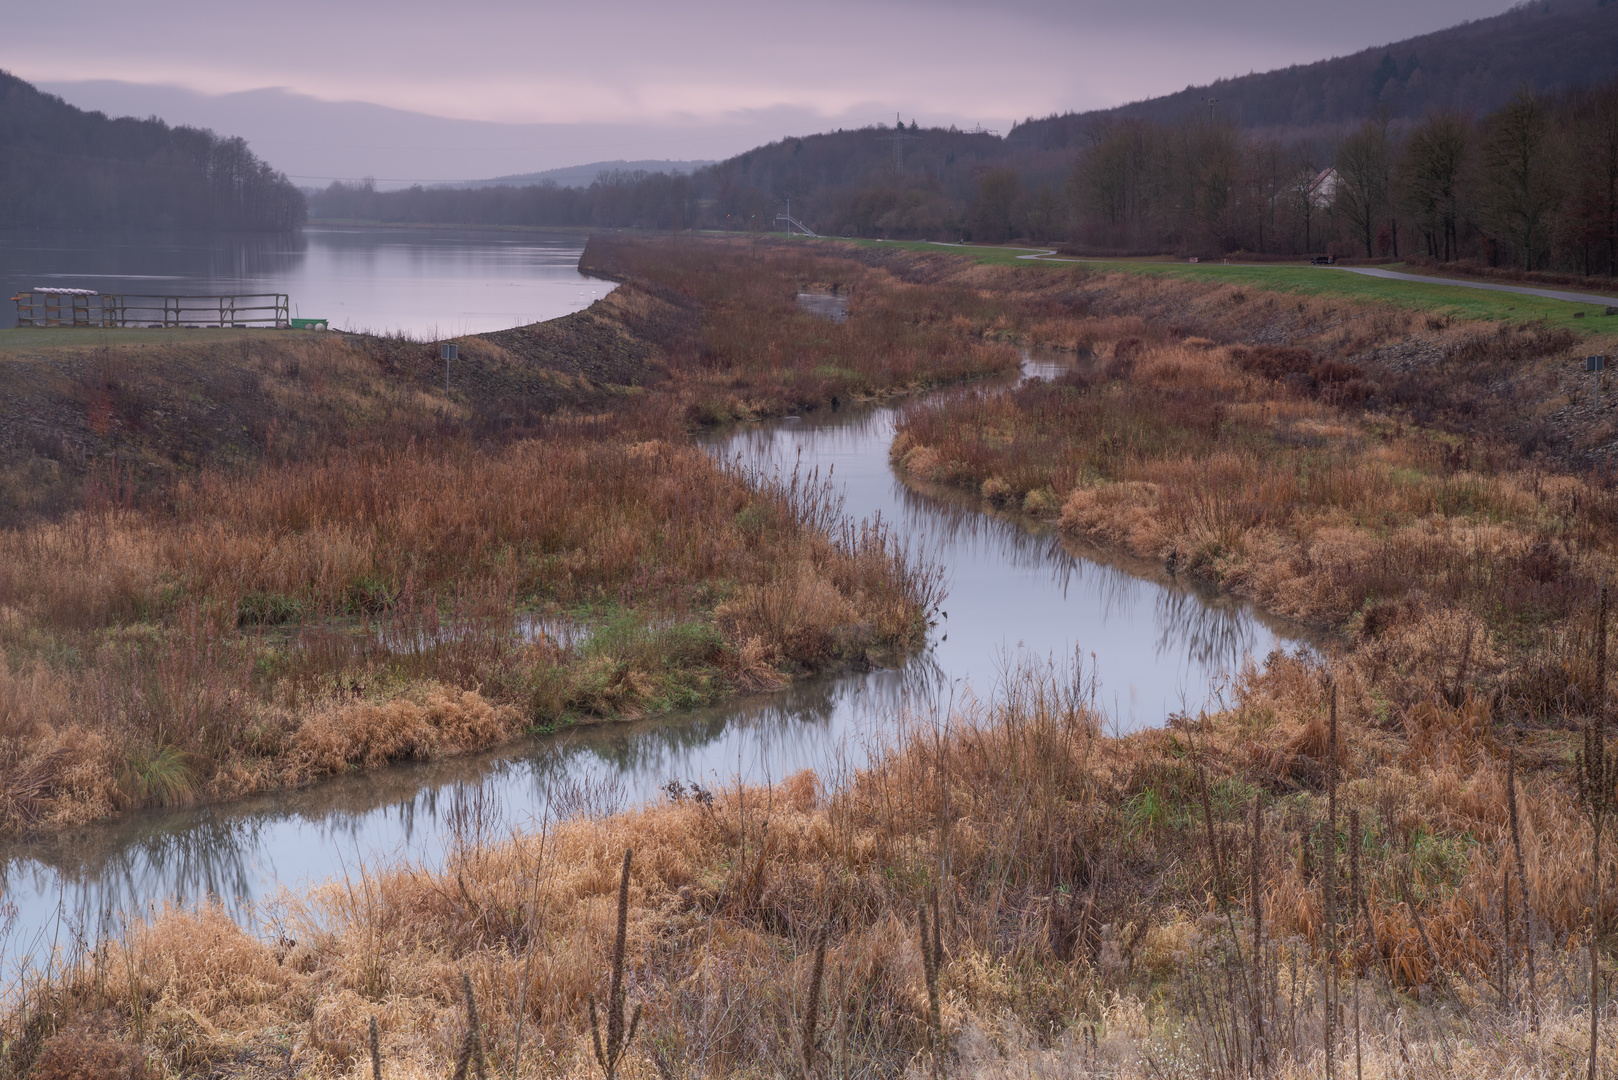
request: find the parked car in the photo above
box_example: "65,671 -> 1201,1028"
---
1311,255 -> 1335,265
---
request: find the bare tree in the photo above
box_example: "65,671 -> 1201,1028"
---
1565,83 -> 1618,276
1482,88 -> 1563,269
1399,111 -> 1470,261
971,169 -> 1022,243
1245,138 -> 1286,254
1335,118 -> 1393,258
1289,150 -> 1324,254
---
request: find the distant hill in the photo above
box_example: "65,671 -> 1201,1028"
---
0,71 -> 303,231
448,160 -> 718,190
1011,0 -> 1618,148
309,0 -> 1618,263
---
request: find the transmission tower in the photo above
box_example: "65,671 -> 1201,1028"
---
875,113 -> 921,173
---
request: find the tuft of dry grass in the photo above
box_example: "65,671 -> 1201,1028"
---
7,650 -> 1617,1079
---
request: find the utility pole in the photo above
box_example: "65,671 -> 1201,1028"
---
876,113 -> 921,174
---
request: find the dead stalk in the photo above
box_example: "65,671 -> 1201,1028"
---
1250,795 -> 1268,1075
1324,682 -> 1338,1080
918,897 -> 944,1080
1349,808 -> 1363,1080
1508,743 -> 1539,1031
1397,858 -> 1443,997
1578,586 -> 1614,1080
800,923 -> 829,1079
590,849 -> 643,1080
462,972 -> 487,1080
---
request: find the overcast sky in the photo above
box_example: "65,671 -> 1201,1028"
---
7,0 -> 1518,182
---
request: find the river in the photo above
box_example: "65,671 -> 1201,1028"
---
0,270 -> 1304,985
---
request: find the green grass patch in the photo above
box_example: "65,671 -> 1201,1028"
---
809,237 -> 1618,335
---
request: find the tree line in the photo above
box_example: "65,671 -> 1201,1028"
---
306,78 -> 1618,276
1064,81 -> 1618,272
310,169 -> 701,231
0,71 -> 305,232
307,125 -> 1010,238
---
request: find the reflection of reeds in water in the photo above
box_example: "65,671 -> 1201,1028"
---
9,644 -> 1618,1078
716,393 -> 1285,700
1152,588 -> 1259,671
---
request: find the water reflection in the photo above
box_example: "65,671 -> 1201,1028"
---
794,290 -> 849,323
1,226 -> 614,336
0,350 -> 1303,978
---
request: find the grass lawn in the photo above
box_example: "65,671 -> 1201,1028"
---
815,236 -> 1618,336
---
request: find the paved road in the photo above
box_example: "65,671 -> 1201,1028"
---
923,242 -> 1618,307
1331,265 -> 1618,306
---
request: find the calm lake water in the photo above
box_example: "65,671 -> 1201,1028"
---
0,280 -> 1306,983
0,226 -> 614,336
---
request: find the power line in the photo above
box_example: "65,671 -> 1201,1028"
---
874,113 -> 921,173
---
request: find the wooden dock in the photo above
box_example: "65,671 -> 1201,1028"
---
11,288 -> 291,328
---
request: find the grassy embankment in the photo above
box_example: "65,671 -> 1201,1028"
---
0,237 -> 1013,833
10,241 -> 1618,1079
838,237 -> 1618,336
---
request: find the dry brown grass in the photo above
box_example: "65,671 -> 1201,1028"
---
580,236 -> 1020,425
2,237 -> 1022,832
9,239 -> 1618,1077
890,291 -> 1618,730
0,432 -> 937,829
7,652 -> 1616,1079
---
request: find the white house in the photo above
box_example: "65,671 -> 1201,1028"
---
1307,167 -> 1339,209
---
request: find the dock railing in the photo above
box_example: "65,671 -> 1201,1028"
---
11,290 -> 291,328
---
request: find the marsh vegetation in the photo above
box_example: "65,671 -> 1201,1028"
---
5,237 -> 1618,1079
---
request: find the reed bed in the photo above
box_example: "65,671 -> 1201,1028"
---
6,652 -> 1616,1079
0,432 -> 939,830
892,314 -> 1618,722
1,236 -> 1038,832
580,236 -> 1021,424
8,237 -> 1618,1074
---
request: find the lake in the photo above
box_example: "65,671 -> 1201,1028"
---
0,225 -> 613,337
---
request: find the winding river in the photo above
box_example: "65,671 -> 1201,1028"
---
0,303 -> 1303,981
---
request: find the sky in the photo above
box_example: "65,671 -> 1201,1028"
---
6,0 -> 1519,185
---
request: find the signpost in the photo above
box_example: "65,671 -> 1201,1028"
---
1590,354 -> 1606,409
441,343 -> 458,397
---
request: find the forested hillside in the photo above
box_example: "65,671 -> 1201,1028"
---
1012,0 -> 1618,148
308,1 -> 1618,275
0,71 -> 304,231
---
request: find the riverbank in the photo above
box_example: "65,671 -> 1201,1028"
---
0,237 -> 1016,834
7,236 -> 1618,1079
882,259 -> 1618,710
10,656 -> 1613,1079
